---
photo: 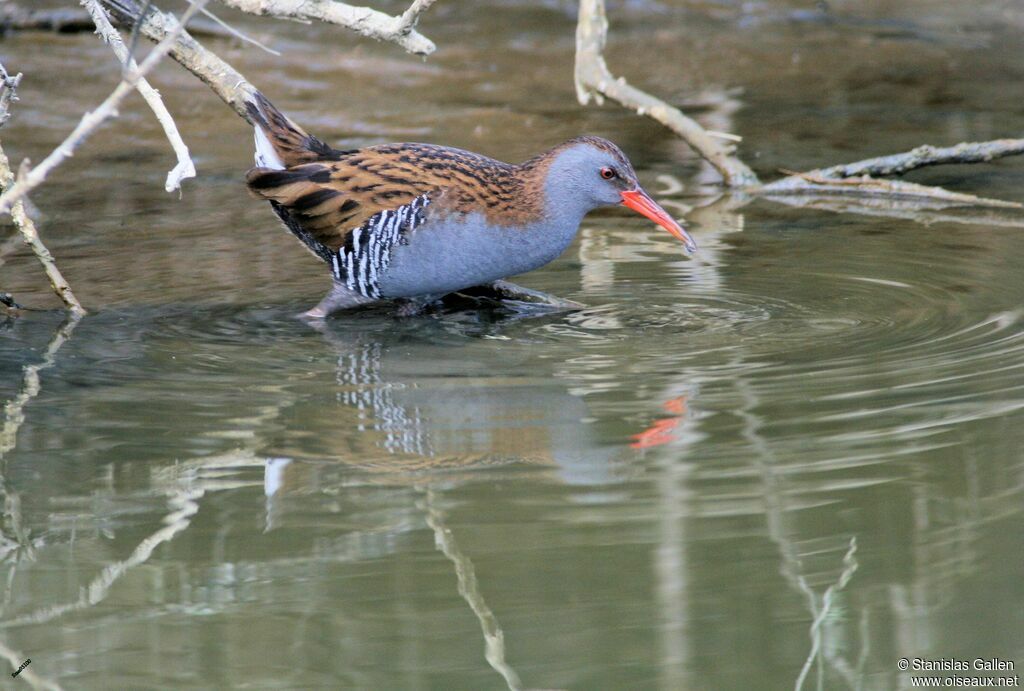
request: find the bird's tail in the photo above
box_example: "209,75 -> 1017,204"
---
245,92 -> 339,170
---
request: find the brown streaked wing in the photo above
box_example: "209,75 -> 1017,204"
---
246,157 -> 443,252
246,143 -> 548,253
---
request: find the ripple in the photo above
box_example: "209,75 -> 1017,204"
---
549,230 -> 1024,459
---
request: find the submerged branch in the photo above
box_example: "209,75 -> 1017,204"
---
807,139 -> 1024,180
757,139 -> 1024,213
759,192 -> 1024,229
83,0 -> 196,192
0,0 -> 209,217
574,0 -> 759,188
0,68 -> 85,314
215,0 -> 439,56
759,170 -> 1023,209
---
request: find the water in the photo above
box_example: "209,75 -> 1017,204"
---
1,1 -> 1023,688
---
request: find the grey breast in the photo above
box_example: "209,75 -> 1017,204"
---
379,210 -> 584,299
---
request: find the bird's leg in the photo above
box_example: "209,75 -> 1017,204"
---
458,280 -> 585,311
394,294 -> 446,317
301,280 -> 378,320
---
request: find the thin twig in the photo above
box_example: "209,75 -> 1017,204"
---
122,0 -> 153,68
215,0 -> 438,55
83,0 -> 197,192
574,0 -> 759,188
197,5 -> 281,56
0,0 -> 209,217
0,68 -> 85,314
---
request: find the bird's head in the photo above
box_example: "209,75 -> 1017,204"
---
539,136 -> 697,254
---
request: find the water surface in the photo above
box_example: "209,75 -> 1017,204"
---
1,1 -> 1023,688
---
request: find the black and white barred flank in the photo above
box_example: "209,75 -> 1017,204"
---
331,194 -> 431,299
269,200 -> 335,264
335,344 -> 432,456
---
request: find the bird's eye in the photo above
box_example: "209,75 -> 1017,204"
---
600,166 -> 617,180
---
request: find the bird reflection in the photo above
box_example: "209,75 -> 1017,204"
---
265,306 -> 627,494
334,340 -> 432,457
631,395 -> 690,449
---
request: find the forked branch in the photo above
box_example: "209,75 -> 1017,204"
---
82,0 -> 196,192
573,0 -> 1024,211
0,0 -> 209,217
103,0 -> 259,119
574,0 -> 759,188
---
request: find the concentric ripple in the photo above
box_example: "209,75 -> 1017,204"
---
534,216 -> 1024,469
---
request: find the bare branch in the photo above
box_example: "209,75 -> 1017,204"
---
102,0 -> 260,120
574,0 -> 759,188
1,193 -> 85,314
801,139 -> 1024,180
0,68 -> 86,314
216,0 -> 438,55
0,0 -> 209,217
100,0 -> 439,115
82,0 -> 196,192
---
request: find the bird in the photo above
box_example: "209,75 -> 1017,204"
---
244,92 -> 697,318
